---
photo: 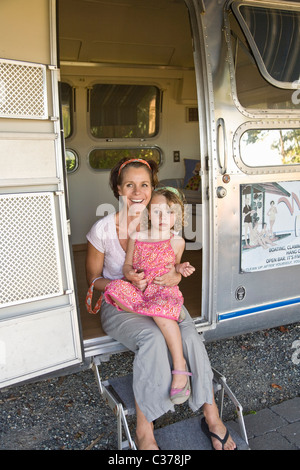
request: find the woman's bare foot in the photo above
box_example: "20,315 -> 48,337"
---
203,399 -> 237,450
204,417 -> 236,450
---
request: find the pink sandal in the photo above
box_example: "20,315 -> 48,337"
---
170,368 -> 192,405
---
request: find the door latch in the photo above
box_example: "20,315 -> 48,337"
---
217,186 -> 227,198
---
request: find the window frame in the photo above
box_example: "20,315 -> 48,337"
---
87,146 -> 163,172
88,83 -> 161,140
224,1 -> 300,117
233,121 -> 300,175
230,1 -> 300,90
60,82 -> 74,139
65,148 -> 79,174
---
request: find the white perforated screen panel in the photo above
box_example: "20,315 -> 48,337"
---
0,192 -> 63,307
0,59 -> 48,119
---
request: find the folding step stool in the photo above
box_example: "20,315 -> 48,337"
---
91,355 -> 249,450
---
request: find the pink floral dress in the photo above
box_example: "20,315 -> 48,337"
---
104,237 -> 183,321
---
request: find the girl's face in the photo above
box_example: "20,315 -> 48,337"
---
149,194 -> 176,232
117,166 -> 152,212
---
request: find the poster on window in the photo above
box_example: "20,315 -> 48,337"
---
241,181 -> 300,272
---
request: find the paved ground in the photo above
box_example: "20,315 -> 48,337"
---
229,397 -> 300,450
0,323 -> 299,450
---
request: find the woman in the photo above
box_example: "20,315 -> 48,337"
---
243,196 -> 254,248
267,200 -> 277,238
86,157 -> 236,450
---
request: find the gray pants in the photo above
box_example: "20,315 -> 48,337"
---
100,300 -> 214,422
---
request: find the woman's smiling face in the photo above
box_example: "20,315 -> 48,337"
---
117,166 -> 153,211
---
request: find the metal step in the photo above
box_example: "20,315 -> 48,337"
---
154,416 -> 249,450
103,374 -> 136,415
92,362 -> 250,450
102,372 -> 223,416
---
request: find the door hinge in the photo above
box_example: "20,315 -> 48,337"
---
64,289 -> 73,295
67,219 -> 71,236
205,156 -> 209,171
48,64 -> 61,80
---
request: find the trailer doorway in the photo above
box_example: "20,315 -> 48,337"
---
58,0 -> 204,342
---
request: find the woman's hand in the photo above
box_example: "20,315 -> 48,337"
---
153,264 -> 181,287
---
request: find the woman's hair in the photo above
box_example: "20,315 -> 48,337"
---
150,187 -> 187,231
109,157 -> 159,199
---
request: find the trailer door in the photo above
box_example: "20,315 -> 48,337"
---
0,0 -> 83,388
191,0 -> 300,337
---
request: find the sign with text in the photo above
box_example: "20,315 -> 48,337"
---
241,181 -> 300,272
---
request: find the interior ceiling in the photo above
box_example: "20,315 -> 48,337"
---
58,0 -> 194,68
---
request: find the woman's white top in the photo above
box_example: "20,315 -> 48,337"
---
86,212 -> 125,280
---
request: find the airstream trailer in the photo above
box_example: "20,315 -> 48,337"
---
0,1 -> 299,447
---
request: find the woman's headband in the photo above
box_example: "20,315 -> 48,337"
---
118,158 -> 151,176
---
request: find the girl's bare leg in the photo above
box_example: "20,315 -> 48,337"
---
153,317 -> 187,390
107,295 -> 135,313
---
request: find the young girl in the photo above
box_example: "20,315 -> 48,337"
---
104,187 -> 195,405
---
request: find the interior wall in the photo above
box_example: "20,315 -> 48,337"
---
59,0 -> 200,245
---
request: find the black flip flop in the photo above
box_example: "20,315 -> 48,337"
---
201,417 -> 237,450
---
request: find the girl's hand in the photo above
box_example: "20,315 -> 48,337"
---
153,264 -> 181,287
127,269 -> 147,291
176,262 -> 195,277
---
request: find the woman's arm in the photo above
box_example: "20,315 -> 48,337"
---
123,235 -> 135,273
85,241 -> 111,291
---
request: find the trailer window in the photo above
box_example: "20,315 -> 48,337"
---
65,149 -> 79,173
240,128 -> 300,167
233,4 -> 300,86
89,84 -> 160,139
88,147 -> 161,171
229,6 -> 300,110
61,83 -> 73,139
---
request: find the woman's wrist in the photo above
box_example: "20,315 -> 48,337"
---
175,271 -> 182,285
91,276 -> 111,291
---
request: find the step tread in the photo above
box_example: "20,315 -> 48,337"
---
103,373 -> 222,417
154,416 -> 249,450
104,373 -> 135,415
103,373 -> 249,450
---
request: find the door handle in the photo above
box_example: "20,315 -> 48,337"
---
216,118 -> 228,175
217,186 -> 227,198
